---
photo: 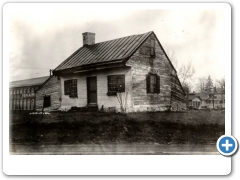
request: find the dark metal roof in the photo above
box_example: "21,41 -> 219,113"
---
9,76 -> 49,88
54,31 -> 153,72
189,92 -> 210,101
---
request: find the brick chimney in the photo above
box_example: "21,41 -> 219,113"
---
82,32 -> 95,46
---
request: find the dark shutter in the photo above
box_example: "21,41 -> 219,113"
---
107,76 -> 110,93
64,81 -> 67,95
146,74 -> 150,93
64,80 -> 71,95
156,75 -> 160,94
44,95 -> 51,107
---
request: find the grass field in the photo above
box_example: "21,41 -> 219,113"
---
10,110 -> 225,145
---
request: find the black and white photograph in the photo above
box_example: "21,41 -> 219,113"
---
3,2 -> 233,176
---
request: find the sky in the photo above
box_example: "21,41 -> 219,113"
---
8,3 -> 228,90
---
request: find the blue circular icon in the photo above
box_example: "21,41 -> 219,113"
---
217,135 -> 238,156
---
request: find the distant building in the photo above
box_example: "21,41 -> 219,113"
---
10,75 -> 62,111
188,90 -> 225,109
9,76 -> 49,111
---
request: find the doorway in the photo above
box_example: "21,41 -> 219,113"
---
87,76 -> 97,105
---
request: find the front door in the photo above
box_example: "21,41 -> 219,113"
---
87,76 -> 97,105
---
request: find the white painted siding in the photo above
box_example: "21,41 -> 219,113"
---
59,67 -> 132,111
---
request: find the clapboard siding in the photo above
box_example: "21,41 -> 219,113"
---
126,33 -> 184,111
35,76 -> 61,111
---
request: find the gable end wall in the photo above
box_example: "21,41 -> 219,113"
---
126,33 -> 186,111
36,76 -> 61,111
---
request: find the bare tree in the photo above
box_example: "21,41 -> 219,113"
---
177,60 -> 195,85
166,49 -> 195,86
116,88 -> 129,113
196,77 -> 206,92
216,77 -> 225,94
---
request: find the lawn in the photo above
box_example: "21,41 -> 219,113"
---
10,110 -> 225,145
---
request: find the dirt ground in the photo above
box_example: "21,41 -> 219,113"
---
10,110 -> 225,146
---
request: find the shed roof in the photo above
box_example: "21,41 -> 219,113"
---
54,31 -> 154,72
9,76 -> 49,88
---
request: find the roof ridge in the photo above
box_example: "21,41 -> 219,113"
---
92,31 -> 153,45
53,31 -> 154,72
10,76 -> 49,83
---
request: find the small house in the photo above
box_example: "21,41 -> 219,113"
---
52,31 -> 186,112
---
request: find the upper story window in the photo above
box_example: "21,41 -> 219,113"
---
107,75 -> 125,95
146,73 -> 160,94
31,88 -> 34,93
64,79 -> 77,97
150,39 -> 155,57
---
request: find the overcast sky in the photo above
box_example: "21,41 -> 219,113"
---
8,3 -> 227,90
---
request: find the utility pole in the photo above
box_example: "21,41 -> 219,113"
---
41,95 -> 45,121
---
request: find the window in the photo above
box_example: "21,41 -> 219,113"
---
13,100 -> 16,110
64,79 -> 77,97
146,74 -> 160,94
27,99 -> 30,110
23,100 -> 26,110
150,39 -> 155,57
44,96 -> 50,107
31,99 -> 35,110
20,100 -> 22,110
10,100 -> 12,110
107,75 -> 125,95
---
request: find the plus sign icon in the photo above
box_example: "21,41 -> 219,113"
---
217,135 -> 238,156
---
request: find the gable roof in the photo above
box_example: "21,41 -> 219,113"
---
53,31 -> 176,74
192,96 -> 202,101
195,92 -> 210,100
188,93 -> 196,101
54,31 -> 152,72
9,76 -> 49,88
189,92 -> 210,101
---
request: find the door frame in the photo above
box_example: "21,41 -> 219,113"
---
86,76 -> 97,105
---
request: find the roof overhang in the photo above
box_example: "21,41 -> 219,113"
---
52,60 -> 126,75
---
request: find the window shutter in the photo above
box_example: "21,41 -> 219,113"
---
156,75 -> 160,94
64,80 -> 71,95
64,81 -> 67,95
146,74 -> 150,93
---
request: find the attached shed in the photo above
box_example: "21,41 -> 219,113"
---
35,75 -> 61,111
